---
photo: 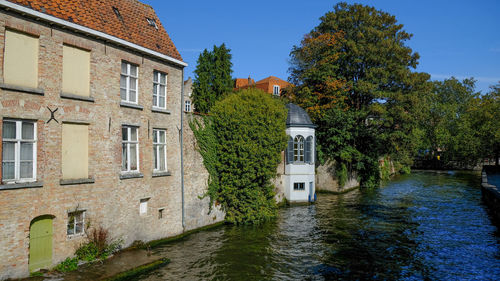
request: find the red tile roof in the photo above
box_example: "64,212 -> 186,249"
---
5,0 -> 182,61
234,76 -> 291,94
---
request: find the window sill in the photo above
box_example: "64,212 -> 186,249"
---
0,181 -> 43,190
60,92 -> 95,102
0,83 -> 44,95
152,171 -> 171,177
120,101 -> 144,110
120,172 -> 144,180
67,233 -> 86,240
152,108 -> 171,114
60,178 -> 95,186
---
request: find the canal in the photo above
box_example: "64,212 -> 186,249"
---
141,171 -> 500,280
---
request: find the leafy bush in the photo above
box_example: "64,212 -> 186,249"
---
191,88 -> 288,224
336,162 -> 348,187
54,257 -> 78,272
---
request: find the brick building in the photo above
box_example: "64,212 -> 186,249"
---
0,0 -> 223,279
234,75 -> 291,96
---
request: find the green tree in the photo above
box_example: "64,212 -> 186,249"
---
191,88 -> 287,224
192,44 -> 233,113
288,2 -> 430,187
424,77 -> 481,167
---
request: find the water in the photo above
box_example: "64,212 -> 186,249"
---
141,172 -> 500,280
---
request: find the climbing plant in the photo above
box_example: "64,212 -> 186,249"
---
191,88 -> 288,224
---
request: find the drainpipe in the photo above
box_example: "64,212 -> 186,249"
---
180,68 -> 185,231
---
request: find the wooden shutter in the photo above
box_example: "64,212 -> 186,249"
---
286,137 -> 293,164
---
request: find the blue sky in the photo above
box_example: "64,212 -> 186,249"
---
142,0 -> 500,93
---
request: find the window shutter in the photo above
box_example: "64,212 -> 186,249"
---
286,137 -> 293,164
305,136 -> 313,164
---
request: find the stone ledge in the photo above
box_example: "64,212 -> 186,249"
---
120,101 -> 144,110
152,108 -> 171,115
60,178 -> 95,186
0,181 -> 43,190
0,83 -> 44,95
60,92 -> 95,102
120,173 -> 144,180
152,171 -> 171,177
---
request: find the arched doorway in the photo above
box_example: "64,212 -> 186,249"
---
29,215 -> 54,272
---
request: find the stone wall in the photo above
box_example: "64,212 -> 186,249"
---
315,160 -> 360,192
182,113 -> 225,231
481,166 -> 500,222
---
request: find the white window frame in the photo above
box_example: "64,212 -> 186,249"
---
2,119 -> 37,183
293,135 -> 305,162
121,126 -> 140,173
273,85 -> 280,96
120,61 -> 139,104
185,100 -> 191,112
67,210 -> 85,237
293,182 -> 305,191
153,71 -> 167,109
153,129 -> 167,172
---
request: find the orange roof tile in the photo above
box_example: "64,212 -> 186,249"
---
5,0 -> 182,61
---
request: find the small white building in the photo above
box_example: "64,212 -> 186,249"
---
284,104 -> 316,203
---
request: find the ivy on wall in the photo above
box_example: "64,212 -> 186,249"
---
190,88 -> 288,224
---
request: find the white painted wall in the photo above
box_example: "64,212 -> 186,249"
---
284,126 -> 316,202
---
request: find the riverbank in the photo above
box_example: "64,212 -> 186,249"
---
481,166 -> 500,222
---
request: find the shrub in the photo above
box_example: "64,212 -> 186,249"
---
54,257 -> 78,272
191,88 -> 288,224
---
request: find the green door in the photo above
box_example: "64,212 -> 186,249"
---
29,216 -> 53,272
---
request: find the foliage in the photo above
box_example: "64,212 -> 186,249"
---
421,78 -> 500,167
191,88 -> 288,224
336,162 -> 348,187
192,43 -> 233,113
54,257 -> 78,272
287,2 -> 429,187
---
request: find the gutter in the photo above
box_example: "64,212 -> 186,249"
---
0,0 -> 188,67
180,68 -> 185,231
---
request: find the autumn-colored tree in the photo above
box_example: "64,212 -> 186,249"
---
288,2 -> 431,187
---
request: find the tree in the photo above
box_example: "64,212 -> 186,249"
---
191,88 -> 287,224
287,2 -> 430,187
192,44 -> 233,113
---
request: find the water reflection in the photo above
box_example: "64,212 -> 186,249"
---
140,172 -> 500,280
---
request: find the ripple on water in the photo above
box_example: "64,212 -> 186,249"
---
139,172 -> 500,280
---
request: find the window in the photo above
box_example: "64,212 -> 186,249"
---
62,124 -> 88,180
67,211 -> 85,236
305,136 -> 314,164
273,85 -> 280,96
153,71 -> 167,109
62,45 -> 90,97
153,129 -> 167,172
139,198 -> 148,215
294,182 -> 305,191
293,135 -> 305,162
158,208 -> 164,219
185,100 -> 191,112
120,61 -> 138,104
4,29 -> 39,88
2,120 -> 37,183
122,126 -> 139,173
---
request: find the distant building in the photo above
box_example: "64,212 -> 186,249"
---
234,76 -> 291,97
184,77 -> 193,112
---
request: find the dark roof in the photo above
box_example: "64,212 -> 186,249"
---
286,103 -> 316,128
5,0 -> 182,61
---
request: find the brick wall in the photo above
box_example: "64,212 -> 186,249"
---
0,11 -> 216,279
